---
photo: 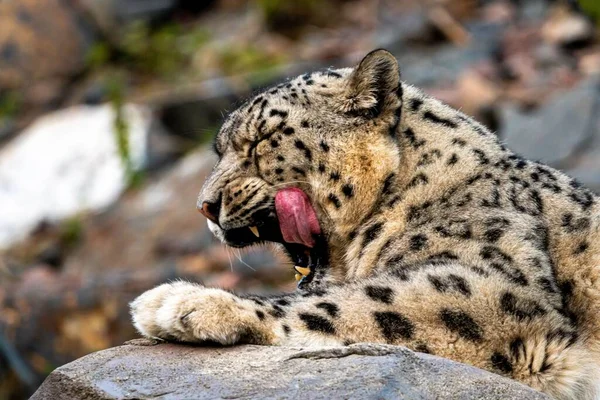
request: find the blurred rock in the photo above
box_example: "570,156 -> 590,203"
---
0,0 -> 93,98
398,21 -> 503,87
456,68 -> 501,117
564,111 -> 600,192
519,0 -> 550,22
534,42 -> 570,68
32,342 -> 550,400
77,0 -> 216,37
579,48 -> 600,76
542,5 -> 594,47
500,77 -> 600,190
0,118 -> 15,143
78,0 -> 175,34
1,145 -> 290,398
0,104 -> 150,249
481,1 -> 515,24
158,94 -> 236,143
501,26 -> 541,83
145,118 -> 188,171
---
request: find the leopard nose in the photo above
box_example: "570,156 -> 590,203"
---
197,199 -> 221,223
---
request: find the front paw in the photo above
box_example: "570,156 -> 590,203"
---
130,281 -> 254,344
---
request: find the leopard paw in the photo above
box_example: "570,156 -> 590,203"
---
130,281 -> 258,344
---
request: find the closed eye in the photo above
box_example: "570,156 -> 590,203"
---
247,127 -> 280,158
212,138 -> 222,158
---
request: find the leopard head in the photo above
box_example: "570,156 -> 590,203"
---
197,49 -> 404,283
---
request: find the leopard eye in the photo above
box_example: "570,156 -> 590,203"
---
230,136 -> 252,155
212,140 -> 223,158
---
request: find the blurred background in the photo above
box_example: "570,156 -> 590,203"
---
1,0 -> 600,398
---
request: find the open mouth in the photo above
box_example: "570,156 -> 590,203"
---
221,188 -> 327,288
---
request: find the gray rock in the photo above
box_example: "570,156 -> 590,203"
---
0,0 -> 94,94
32,341 -> 550,400
0,116 -> 15,143
77,0 -> 213,36
564,112 -> 600,192
500,77 -> 600,192
76,0 -> 175,32
500,78 -> 600,166
520,0 -> 550,22
395,22 -> 503,88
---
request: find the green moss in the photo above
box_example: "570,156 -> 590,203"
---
218,45 -> 285,77
258,0 -> 319,22
84,17 -> 290,86
60,216 -> 84,247
107,74 -> 144,188
0,91 -> 21,119
85,21 -> 210,79
248,67 -> 283,87
119,21 -> 209,78
85,42 -> 111,69
257,0 -> 329,37
580,0 -> 600,23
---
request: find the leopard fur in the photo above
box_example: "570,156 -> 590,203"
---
131,50 -> 600,399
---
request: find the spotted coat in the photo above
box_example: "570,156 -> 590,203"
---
131,50 -> 600,400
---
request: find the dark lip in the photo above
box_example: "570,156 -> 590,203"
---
221,212 -> 284,248
221,213 -> 328,287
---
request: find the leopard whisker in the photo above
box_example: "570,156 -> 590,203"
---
234,249 -> 257,271
225,246 -> 234,273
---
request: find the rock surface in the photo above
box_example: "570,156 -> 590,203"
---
32,341 -> 550,400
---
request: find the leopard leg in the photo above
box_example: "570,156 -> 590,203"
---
131,265 -> 598,399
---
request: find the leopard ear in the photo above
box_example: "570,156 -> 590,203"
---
340,49 -> 401,116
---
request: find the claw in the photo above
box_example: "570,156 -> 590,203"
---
294,266 -> 311,277
249,226 -> 260,238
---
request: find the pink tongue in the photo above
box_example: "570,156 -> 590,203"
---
274,188 -> 321,248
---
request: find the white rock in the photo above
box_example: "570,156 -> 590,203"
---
0,104 -> 150,248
